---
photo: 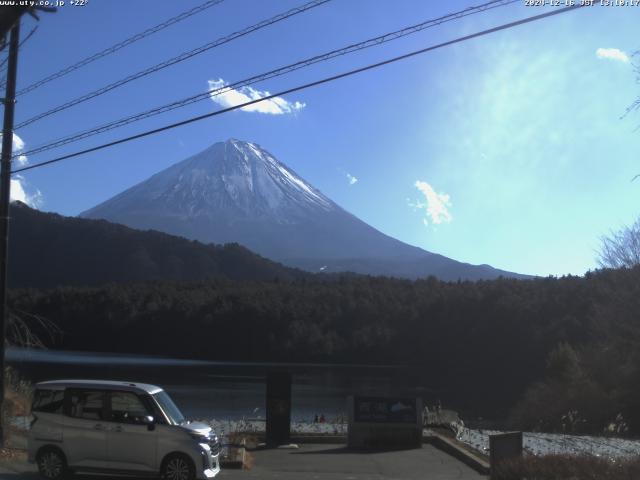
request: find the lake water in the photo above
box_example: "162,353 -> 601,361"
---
6,348 -> 435,423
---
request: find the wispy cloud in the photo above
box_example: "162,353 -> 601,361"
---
596,48 -> 629,63
337,167 -> 358,186
208,79 -> 306,115
408,181 -> 452,226
0,133 -> 43,208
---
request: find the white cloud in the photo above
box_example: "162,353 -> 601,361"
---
10,178 -> 28,203
410,181 -> 452,226
0,132 -> 26,158
596,48 -> 629,63
0,134 -> 43,208
10,175 -> 42,208
337,167 -> 358,186
12,133 -> 24,151
208,79 -> 306,115
13,135 -> 29,167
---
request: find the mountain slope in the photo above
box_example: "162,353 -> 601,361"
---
81,139 -> 528,280
8,201 -> 304,289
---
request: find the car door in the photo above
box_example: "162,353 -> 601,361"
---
63,389 -> 108,470
105,390 -> 158,473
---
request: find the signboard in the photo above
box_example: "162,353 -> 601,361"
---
347,396 -> 422,449
353,396 -> 417,424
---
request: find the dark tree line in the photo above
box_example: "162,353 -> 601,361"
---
9,266 -> 640,434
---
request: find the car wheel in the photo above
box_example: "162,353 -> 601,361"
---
162,453 -> 195,480
36,447 -> 68,480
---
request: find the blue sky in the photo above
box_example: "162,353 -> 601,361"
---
8,0 -> 640,277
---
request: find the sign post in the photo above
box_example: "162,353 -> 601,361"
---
489,431 -> 523,478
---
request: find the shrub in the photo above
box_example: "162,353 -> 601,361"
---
509,344 -> 619,433
492,454 -> 640,480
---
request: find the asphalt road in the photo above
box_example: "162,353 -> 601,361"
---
0,444 -> 486,480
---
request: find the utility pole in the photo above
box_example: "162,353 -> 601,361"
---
0,20 -> 20,447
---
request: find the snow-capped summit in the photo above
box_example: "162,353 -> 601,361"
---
223,139 -> 333,213
161,139 -> 335,217
92,139 -> 333,222
81,139 -> 527,280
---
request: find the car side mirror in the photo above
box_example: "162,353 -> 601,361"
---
143,415 -> 155,431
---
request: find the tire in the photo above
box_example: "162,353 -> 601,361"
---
161,453 -> 196,480
36,447 -> 68,480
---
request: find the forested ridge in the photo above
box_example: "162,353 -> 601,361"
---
10,266 -> 640,434
8,202 -> 306,288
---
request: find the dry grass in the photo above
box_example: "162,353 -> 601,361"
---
492,454 -> 640,480
242,450 -> 254,470
223,432 -> 256,470
0,447 -> 26,462
2,367 -> 32,446
3,367 -> 32,415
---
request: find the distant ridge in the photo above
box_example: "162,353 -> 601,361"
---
9,201 -> 304,289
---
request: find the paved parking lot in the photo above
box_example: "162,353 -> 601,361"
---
232,443 -> 486,479
0,444 -> 486,480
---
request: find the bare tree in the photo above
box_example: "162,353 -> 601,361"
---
623,50 -> 640,121
598,217 -> 640,268
6,309 -> 59,348
623,51 -> 639,183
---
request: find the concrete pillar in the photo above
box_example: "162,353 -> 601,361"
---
265,371 -> 292,447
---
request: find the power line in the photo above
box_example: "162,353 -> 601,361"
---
14,0 -> 331,130
13,0 -> 226,96
12,4 -> 587,175
18,24 -> 38,49
21,0 -> 517,157
0,25 -> 38,87
19,0 -> 519,159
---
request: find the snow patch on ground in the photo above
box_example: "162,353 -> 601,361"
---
193,418 -> 347,438
456,428 -> 640,459
19,410 -> 639,461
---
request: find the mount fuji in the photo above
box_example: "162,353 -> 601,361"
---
80,139 -> 527,280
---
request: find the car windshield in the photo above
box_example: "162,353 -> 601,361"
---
152,390 -> 185,425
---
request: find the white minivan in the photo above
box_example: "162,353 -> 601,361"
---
28,380 -> 220,480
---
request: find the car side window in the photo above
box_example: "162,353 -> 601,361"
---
109,391 -> 150,424
67,389 -> 105,420
32,389 -> 64,414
